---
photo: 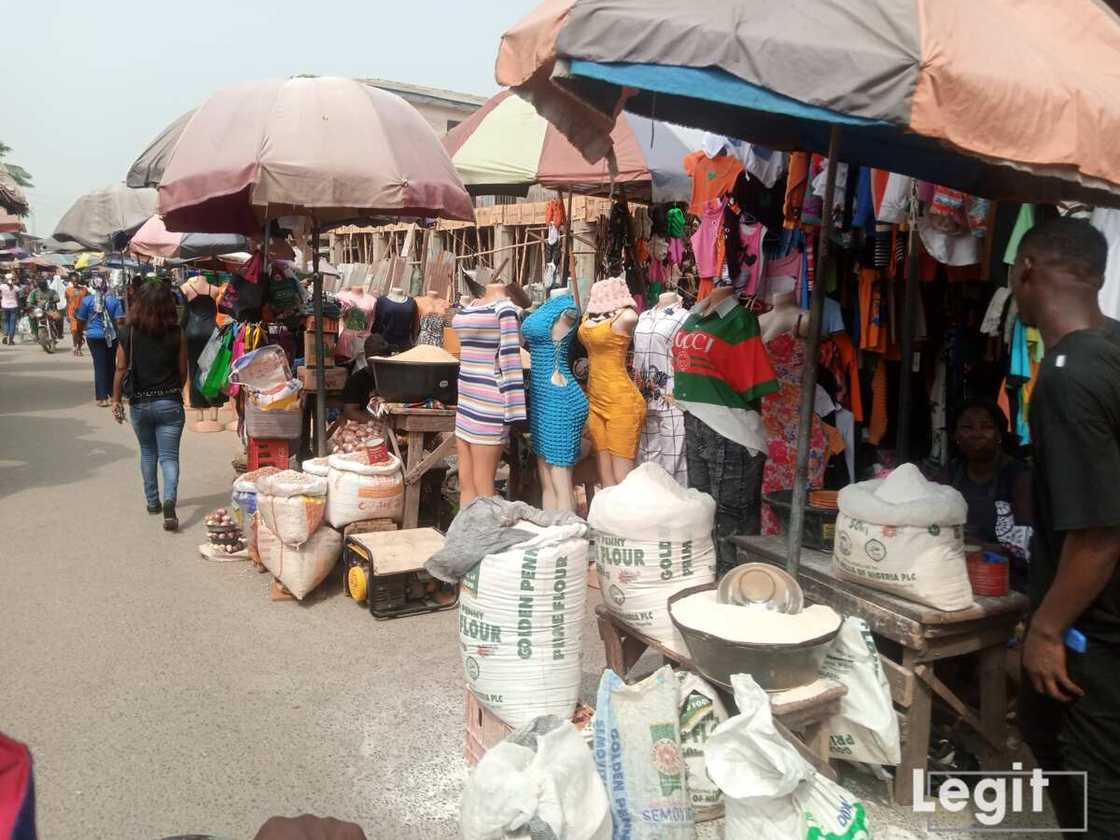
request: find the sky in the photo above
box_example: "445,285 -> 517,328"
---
2,0 -> 539,236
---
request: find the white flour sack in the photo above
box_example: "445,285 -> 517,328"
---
459,521 -> 589,727
588,463 -> 716,654
255,470 -> 328,547
834,463 -> 973,611
257,519 -> 341,599
325,451 -> 404,528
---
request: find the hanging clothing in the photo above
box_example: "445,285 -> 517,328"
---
1091,207 -> 1120,321
374,296 -> 417,353
578,315 -> 646,459
818,331 -> 864,422
683,150 -> 744,216
871,170 -> 913,224
868,357 -> 889,445
672,293 -> 778,454
690,198 -> 726,279
452,298 -> 526,445
634,303 -> 690,483
783,152 -> 810,228
761,332 -> 829,535
522,294 -> 588,467
732,221 -> 767,299
417,313 -> 445,347
182,281 -> 225,408
858,269 -> 889,354
666,208 -> 686,239
336,289 -> 376,362
1003,204 -> 1036,264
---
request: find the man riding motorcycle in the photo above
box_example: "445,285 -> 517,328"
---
27,278 -> 63,343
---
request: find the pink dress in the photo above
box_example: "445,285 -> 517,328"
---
690,198 -> 725,279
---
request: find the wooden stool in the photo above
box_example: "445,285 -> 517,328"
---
595,605 -> 845,779
732,535 -> 1029,805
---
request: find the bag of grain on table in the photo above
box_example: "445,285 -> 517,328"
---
588,463 -> 716,655
459,519 -> 589,727
257,519 -> 341,599
833,463 -> 973,611
325,451 -> 404,528
255,470 -> 328,547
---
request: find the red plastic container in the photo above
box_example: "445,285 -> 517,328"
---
967,547 -> 1010,597
247,437 -> 290,472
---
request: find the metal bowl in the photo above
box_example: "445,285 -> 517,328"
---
668,583 -> 839,692
717,563 -> 804,613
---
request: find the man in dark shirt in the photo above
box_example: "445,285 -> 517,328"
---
341,333 -> 390,422
1011,217 -> 1120,838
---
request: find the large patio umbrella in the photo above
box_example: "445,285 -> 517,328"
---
444,89 -> 707,201
53,183 -> 158,250
41,238 -> 84,254
132,76 -> 475,453
128,214 -> 251,260
497,0 -> 1120,571
125,109 -> 195,189
0,170 -> 29,216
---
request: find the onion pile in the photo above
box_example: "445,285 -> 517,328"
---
329,419 -> 385,455
205,507 -> 246,554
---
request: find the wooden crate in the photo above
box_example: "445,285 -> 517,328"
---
303,332 -> 336,367
465,688 -> 595,766
298,365 -> 347,391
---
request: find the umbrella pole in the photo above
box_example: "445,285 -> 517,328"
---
560,189 -> 574,292
896,189 -> 920,462
312,221 -> 327,457
786,125 -> 842,576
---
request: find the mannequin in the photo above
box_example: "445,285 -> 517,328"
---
453,282 -> 527,505
523,285 -> 588,511
386,285 -> 408,303
336,285 -> 377,363
374,286 -> 417,353
578,276 -> 645,488
180,274 -> 225,432
757,276 -> 804,343
634,289 -> 690,484
416,290 -> 449,347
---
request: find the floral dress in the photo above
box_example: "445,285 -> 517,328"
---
761,331 -> 828,535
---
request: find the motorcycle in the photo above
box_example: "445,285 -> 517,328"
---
30,307 -> 57,353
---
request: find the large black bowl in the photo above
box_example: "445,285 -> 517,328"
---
371,357 -> 459,404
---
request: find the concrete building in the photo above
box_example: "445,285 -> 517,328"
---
362,78 -> 487,134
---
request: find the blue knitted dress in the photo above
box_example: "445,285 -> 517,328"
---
522,294 -> 589,466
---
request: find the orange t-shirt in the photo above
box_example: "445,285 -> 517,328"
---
683,150 -> 743,216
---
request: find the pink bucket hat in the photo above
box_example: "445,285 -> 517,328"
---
585,275 -> 635,315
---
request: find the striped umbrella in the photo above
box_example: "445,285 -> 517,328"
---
497,0 -> 1120,207
444,89 -> 707,202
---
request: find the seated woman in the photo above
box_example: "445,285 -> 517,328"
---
341,333 -> 391,423
943,398 -> 1033,588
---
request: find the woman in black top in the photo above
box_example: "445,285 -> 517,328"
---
111,282 -> 189,531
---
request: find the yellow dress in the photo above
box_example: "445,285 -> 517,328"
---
578,315 -> 646,459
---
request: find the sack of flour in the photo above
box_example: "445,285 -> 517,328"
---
461,717 -> 611,840
594,666 -> 693,839
459,521 -> 589,727
589,464 -> 716,654
834,463 -> 973,610
676,671 -> 729,820
326,451 -> 404,528
707,674 -> 872,840
257,519 -> 341,599
255,470 -> 328,547
818,618 -> 901,766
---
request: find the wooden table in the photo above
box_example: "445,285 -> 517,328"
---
381,405 -> 457,529
595,605 -> 846,781
732,534 -> 1029,804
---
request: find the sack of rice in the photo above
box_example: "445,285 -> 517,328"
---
301,457 -> 331,478
459,520 -> 589,727
231,466 -> 282,539
834,463 -> 972,611
256,469 -> 329,547
257,519 -> 341,599
588,463 -> 717,654
326,451 -> 404,528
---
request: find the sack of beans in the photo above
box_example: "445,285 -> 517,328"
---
255,469 -> 329,547
257,519 -> 341,599
231,466 -> 282,539
301,457 -> 331,478
326,451 -> 404,528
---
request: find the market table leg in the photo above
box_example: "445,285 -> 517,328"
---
402,430 -> 423,529
597,612 -> 628,675
979,642 -> 1009,771
895,647 -> 932,806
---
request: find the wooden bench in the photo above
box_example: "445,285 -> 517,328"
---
731,534 -> 1029,805
595,604 -> 846,781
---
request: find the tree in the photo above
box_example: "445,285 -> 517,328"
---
0,142 -> 33,187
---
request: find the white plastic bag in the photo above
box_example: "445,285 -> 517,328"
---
461,717 -> 611,840
257,519 -> 341,599
228,344 -> 292,393
325,451 -> 404,527
834,464 -> 972,610
676,672 -> 729,819
460,521 -> 589,727
818,618 -> 901,766
589,464 -> 716,654
593,666 -> 693,839
707,674 -> 873,840
255,469 -> 328,547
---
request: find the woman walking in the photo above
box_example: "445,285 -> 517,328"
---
111,282 -> 188,532
0,273 -> 18,344
65,273 -> 87,356
75,275 -> 124,406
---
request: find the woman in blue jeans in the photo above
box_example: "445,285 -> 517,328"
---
75,275 -> 125,406
111,282 -> 188,531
